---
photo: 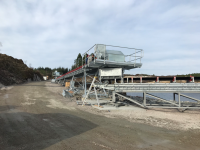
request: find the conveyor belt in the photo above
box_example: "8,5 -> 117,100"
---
55,59 -> 142,81
95,83 -> 200,93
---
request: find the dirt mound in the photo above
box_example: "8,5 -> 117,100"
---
0,53 -> 43,86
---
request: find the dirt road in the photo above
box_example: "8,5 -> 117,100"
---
0,81 -> 199,150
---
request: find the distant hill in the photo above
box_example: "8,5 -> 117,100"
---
0,53 -> 43,86
177,73 -> 200,77
124,74 -> 153,76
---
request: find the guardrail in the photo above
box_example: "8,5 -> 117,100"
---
82,44 -> 144,66
56,44 -> 144,80
124,49 -> 144,64
56,65 -> 84,79
95,83 -> 200,93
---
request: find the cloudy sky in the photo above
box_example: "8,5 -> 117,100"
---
0,0 -> 199,75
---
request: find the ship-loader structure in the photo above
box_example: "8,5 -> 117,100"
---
55,44 -> 200,110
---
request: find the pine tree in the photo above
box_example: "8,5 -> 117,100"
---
76,53 -> 82,67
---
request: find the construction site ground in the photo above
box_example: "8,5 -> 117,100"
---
0,81 -> 200,150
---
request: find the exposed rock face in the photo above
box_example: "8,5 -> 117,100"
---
0,53 -> 43,86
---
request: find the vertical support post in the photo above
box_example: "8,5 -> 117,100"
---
173,93 -> 176,102
192,76 -> 194,82
172,77 -> 176,83
143,92 -> 146,107
156,77 -> 159,83
134,49 -> 136,67
140,77 -> 142,83
63,79 -> 65,86
115,78 -> 116,83
103,88 -> 107,96
82,76 -> 96,106
70,76 -> 74,90
94,44 -> 96,64
82,54 -> 83,67
178,92 -> 181,107
84,69 -> 87,97
82,76 -> 84,88
104,45 -> 106,64
121,77 -> 123,83
189,76 -> 194,83
84,54 -> 86,66
94,86 -> 99,107
132,77 -> 133,83
112,91 -> 116,102
127,78 -> 128,83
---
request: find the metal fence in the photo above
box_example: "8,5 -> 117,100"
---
82,44 -> 144,66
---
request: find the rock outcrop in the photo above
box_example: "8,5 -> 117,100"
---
0,53 -> 43,86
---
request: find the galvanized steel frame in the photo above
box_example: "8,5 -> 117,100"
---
97,82 -> 200,109
95,83 -> 200,93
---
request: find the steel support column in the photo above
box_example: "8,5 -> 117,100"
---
173,93 -> 176,102
84,69 -> 87,97
178,92 -> 181,107
143,92 -> 146,107
112,91 -> 116,102
121,77 -> 123,83
94,87 -> 99,107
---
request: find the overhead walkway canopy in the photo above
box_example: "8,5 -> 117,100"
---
55,44 -> 143,81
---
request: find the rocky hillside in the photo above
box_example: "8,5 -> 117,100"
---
0,53 -> 43,86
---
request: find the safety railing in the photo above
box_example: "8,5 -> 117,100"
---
56,65 -> 83,79
56,44 -> 144,79
82,44 -> 144,66
124,49 -> 144,64
82,44 -> 96,67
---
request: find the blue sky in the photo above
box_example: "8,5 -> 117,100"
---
0,0 -> 199,75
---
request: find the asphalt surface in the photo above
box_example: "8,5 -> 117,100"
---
0,81 -> 200,150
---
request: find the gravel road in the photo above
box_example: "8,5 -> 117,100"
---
0,81 -> 199,150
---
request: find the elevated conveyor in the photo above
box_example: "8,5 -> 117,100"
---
95,83 -> 200,93
55,44 -> 143,82
54,44 -> 200,110
93,82 -> 200,109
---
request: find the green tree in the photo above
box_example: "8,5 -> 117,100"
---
76,53 -> 82,67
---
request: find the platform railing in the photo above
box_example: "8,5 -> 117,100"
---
56,44 -> 144,80
105,45 -> 143,64
82,44 -> 144,67
124,49 -> 144,64
82,44 -> 96,67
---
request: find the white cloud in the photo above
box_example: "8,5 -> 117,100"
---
0,0 -> 199,75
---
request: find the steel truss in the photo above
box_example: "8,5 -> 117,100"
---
94,82 -> 200,110
59,74 -> 200,110
82,74 -> 107,107
115,92 -> 200,110
57,72 -> 200,110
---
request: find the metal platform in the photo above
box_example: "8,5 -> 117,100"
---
54,44 -> 200,111
88,59 -> 142,70
55,44 -> 143,82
